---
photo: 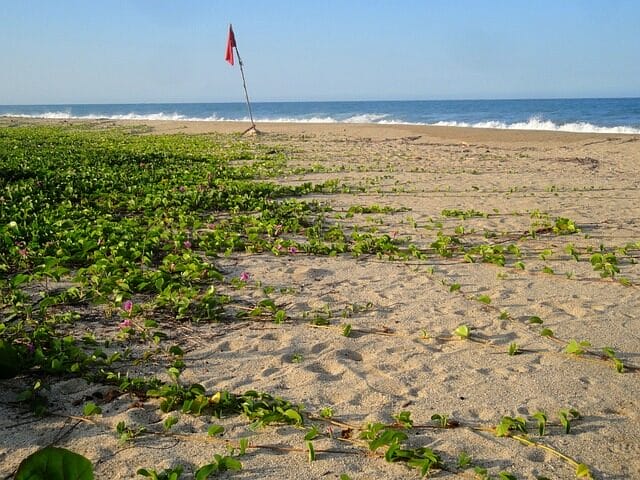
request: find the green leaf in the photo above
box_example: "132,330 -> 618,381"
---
207,424 -> 225,436
392,410 -> 413,428
168,345 -> 184,356
194,464 -> 218,480
163,416 -> 179,431
274,309 -> 286,324
304,425 -> 320,441
558,410 -> 571,434
564,339 -> 591,355
453,324 -> 470,339
0,340 -> 22,379
219,456 -> 242,471
16,447 -> 94,480
528,316 -> 543,324
12,273 -> 31,288
83,402 -> 102,416
612,357 -> 625,373
457,451 -> 472,468
532,411 -> 547,436
342,323 -> 352,337
136,468 -> 157,479
319,407 -> 333,418
495,416 -> 527,437
431,413 -> 449,428
258,298 -> 276,310
576,463 -> 591,478
619,277 -> 632,287
540,328 -> 554,337
306,441 -> 315,462
238,438 -> 249,455
449,283 -> 461,292
283,408 -> 303,425
476,294 -> 491,304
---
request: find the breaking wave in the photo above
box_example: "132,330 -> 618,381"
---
2,111 -> 639,134
430,116 -> 640,134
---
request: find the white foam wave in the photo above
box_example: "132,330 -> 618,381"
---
248,116 -> 338,123
2,111 -> 639,134
343,113 -> 389,123
431,116 -> 640,134
0,111 -> 340,124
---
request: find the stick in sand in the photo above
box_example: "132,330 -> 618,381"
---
225,24 -> 258,135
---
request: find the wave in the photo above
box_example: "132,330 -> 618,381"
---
0,111 -> 340,123
343,113 -> 390,123
431,117 -> 640,134
2,111 -> 639,134
3,111 -> 218,122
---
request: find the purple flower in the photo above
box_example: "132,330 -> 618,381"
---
27,343 -> 35,354
118,319 -> 132,329
122,300 -> 133,313
288,246 -> 298,255
239,271 -> 250,282
183,240 -> 192,249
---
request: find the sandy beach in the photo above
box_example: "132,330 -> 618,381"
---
2,118 -> 640,479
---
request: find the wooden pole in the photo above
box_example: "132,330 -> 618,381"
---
233,46 -> 258,134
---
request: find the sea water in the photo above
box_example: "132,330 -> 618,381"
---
2,98 -> 639,134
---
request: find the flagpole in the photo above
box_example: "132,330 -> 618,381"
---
234,46 -> 257,134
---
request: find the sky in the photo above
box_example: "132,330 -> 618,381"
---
1,0 -> 639,104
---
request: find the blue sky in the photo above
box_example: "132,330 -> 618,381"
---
1,0 -> 639,104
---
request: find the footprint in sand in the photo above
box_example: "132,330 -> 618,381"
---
261,367 -> 279,377
292,267 -> 334,283
335,349 -> 363,362
311,342 -> 329,354
304,362 -> 343,382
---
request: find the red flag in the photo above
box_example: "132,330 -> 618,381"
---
225,25 -> 236,65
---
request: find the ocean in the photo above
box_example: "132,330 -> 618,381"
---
2,98 -> 640,134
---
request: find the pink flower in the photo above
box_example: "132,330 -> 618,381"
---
122,300 -> 133,313
239,272 -> 250,282
183,240 -> 192,249
288,246 -> 298,254
118,319 -> 132,329
18,249 -> 28,257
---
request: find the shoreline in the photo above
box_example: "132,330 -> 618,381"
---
4,116 -> 639,144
